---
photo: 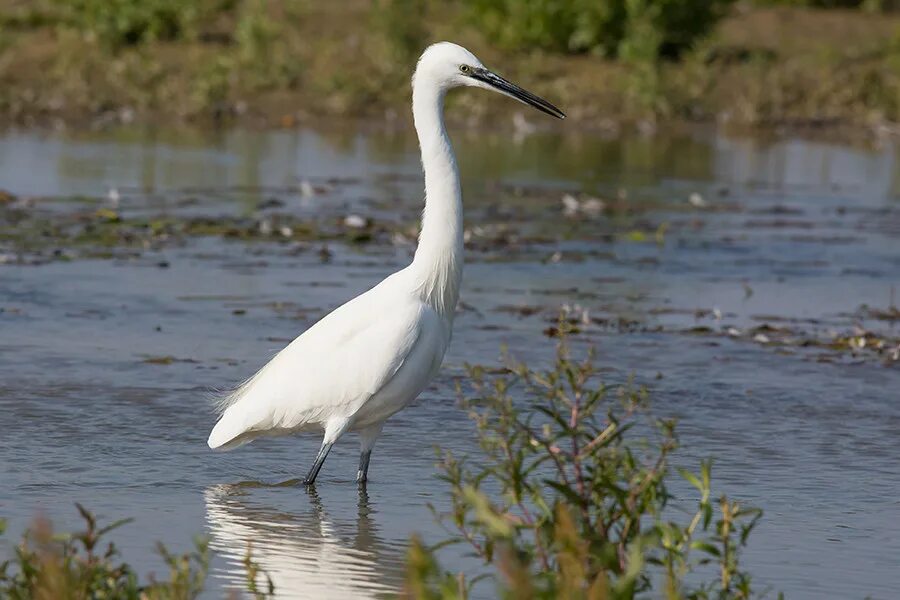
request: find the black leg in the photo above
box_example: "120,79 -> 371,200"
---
304,442 -> 333,485
356,449 -> 372,485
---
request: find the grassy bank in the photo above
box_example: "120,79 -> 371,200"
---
0,1 -> 899,132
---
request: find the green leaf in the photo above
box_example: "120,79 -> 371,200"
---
678,468 -> 703,492
690,540 -> 721,556
97,517 -> 134,537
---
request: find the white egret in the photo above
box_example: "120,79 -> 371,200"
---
207,42 -> 564,484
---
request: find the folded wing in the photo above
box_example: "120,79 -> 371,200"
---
207,292 -> 426,450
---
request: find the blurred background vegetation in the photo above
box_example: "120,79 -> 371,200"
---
0,0 -> 898,130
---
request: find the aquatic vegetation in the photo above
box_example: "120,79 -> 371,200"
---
1,173 -> 895,373
681,321 -> 900,365
404,325 -> 769,598
540,303 -> 900,366
0,190 -> 400,263
0,182 -> 638,265
855,302 -> 900,323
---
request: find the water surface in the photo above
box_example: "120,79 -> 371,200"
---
1,125 -> 898,599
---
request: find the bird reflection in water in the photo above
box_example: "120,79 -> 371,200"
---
204,483 -> 405,599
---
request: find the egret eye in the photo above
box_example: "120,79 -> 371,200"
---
459,64 -> 470,74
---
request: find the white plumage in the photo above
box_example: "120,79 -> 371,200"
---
207,42 -> 564,484
207,272 -> 447,450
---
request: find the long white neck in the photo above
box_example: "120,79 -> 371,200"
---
409,78 -> 463,321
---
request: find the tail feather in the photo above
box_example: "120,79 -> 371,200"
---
208,376 -> 272,449
208,405 -> 251,449
213,370 -> 261,417
208,350 -> 285,449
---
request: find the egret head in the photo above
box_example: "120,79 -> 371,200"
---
413,42 -> 565,120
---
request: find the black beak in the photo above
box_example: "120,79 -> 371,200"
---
471,68 -> 565,120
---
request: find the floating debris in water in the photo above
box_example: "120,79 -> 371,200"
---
854,303 -> 900,322
495,304 -> 544,318
582,198 -> 605,215
679,322 -> 899,365
562,194 -> 605,218
688,192 -> 707,208
142,355 -> 199,365
742,282 -> 754,299
562,194 -> 579,217
94,208 -> 120,223
258,198 -> 285,210
343,214 -> 368,229
561,303 -> 591,325
299,179 -> 316,197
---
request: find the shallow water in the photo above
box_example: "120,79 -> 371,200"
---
1,125 -> 898,599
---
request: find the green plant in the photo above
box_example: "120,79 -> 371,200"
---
192,54 -> 235,115
372,0 -> 431,64
0,504 -> 274,599
462,0 -> 733,59
752,0 -> 899,10
233,1 -> 302,91
244,543 -> 276,600
52,0 -> 206,49
235,0 -> 278,64
404,322 -> 769,599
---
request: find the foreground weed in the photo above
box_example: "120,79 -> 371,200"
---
0,504 -> 274,599
404,322 -> 771,599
